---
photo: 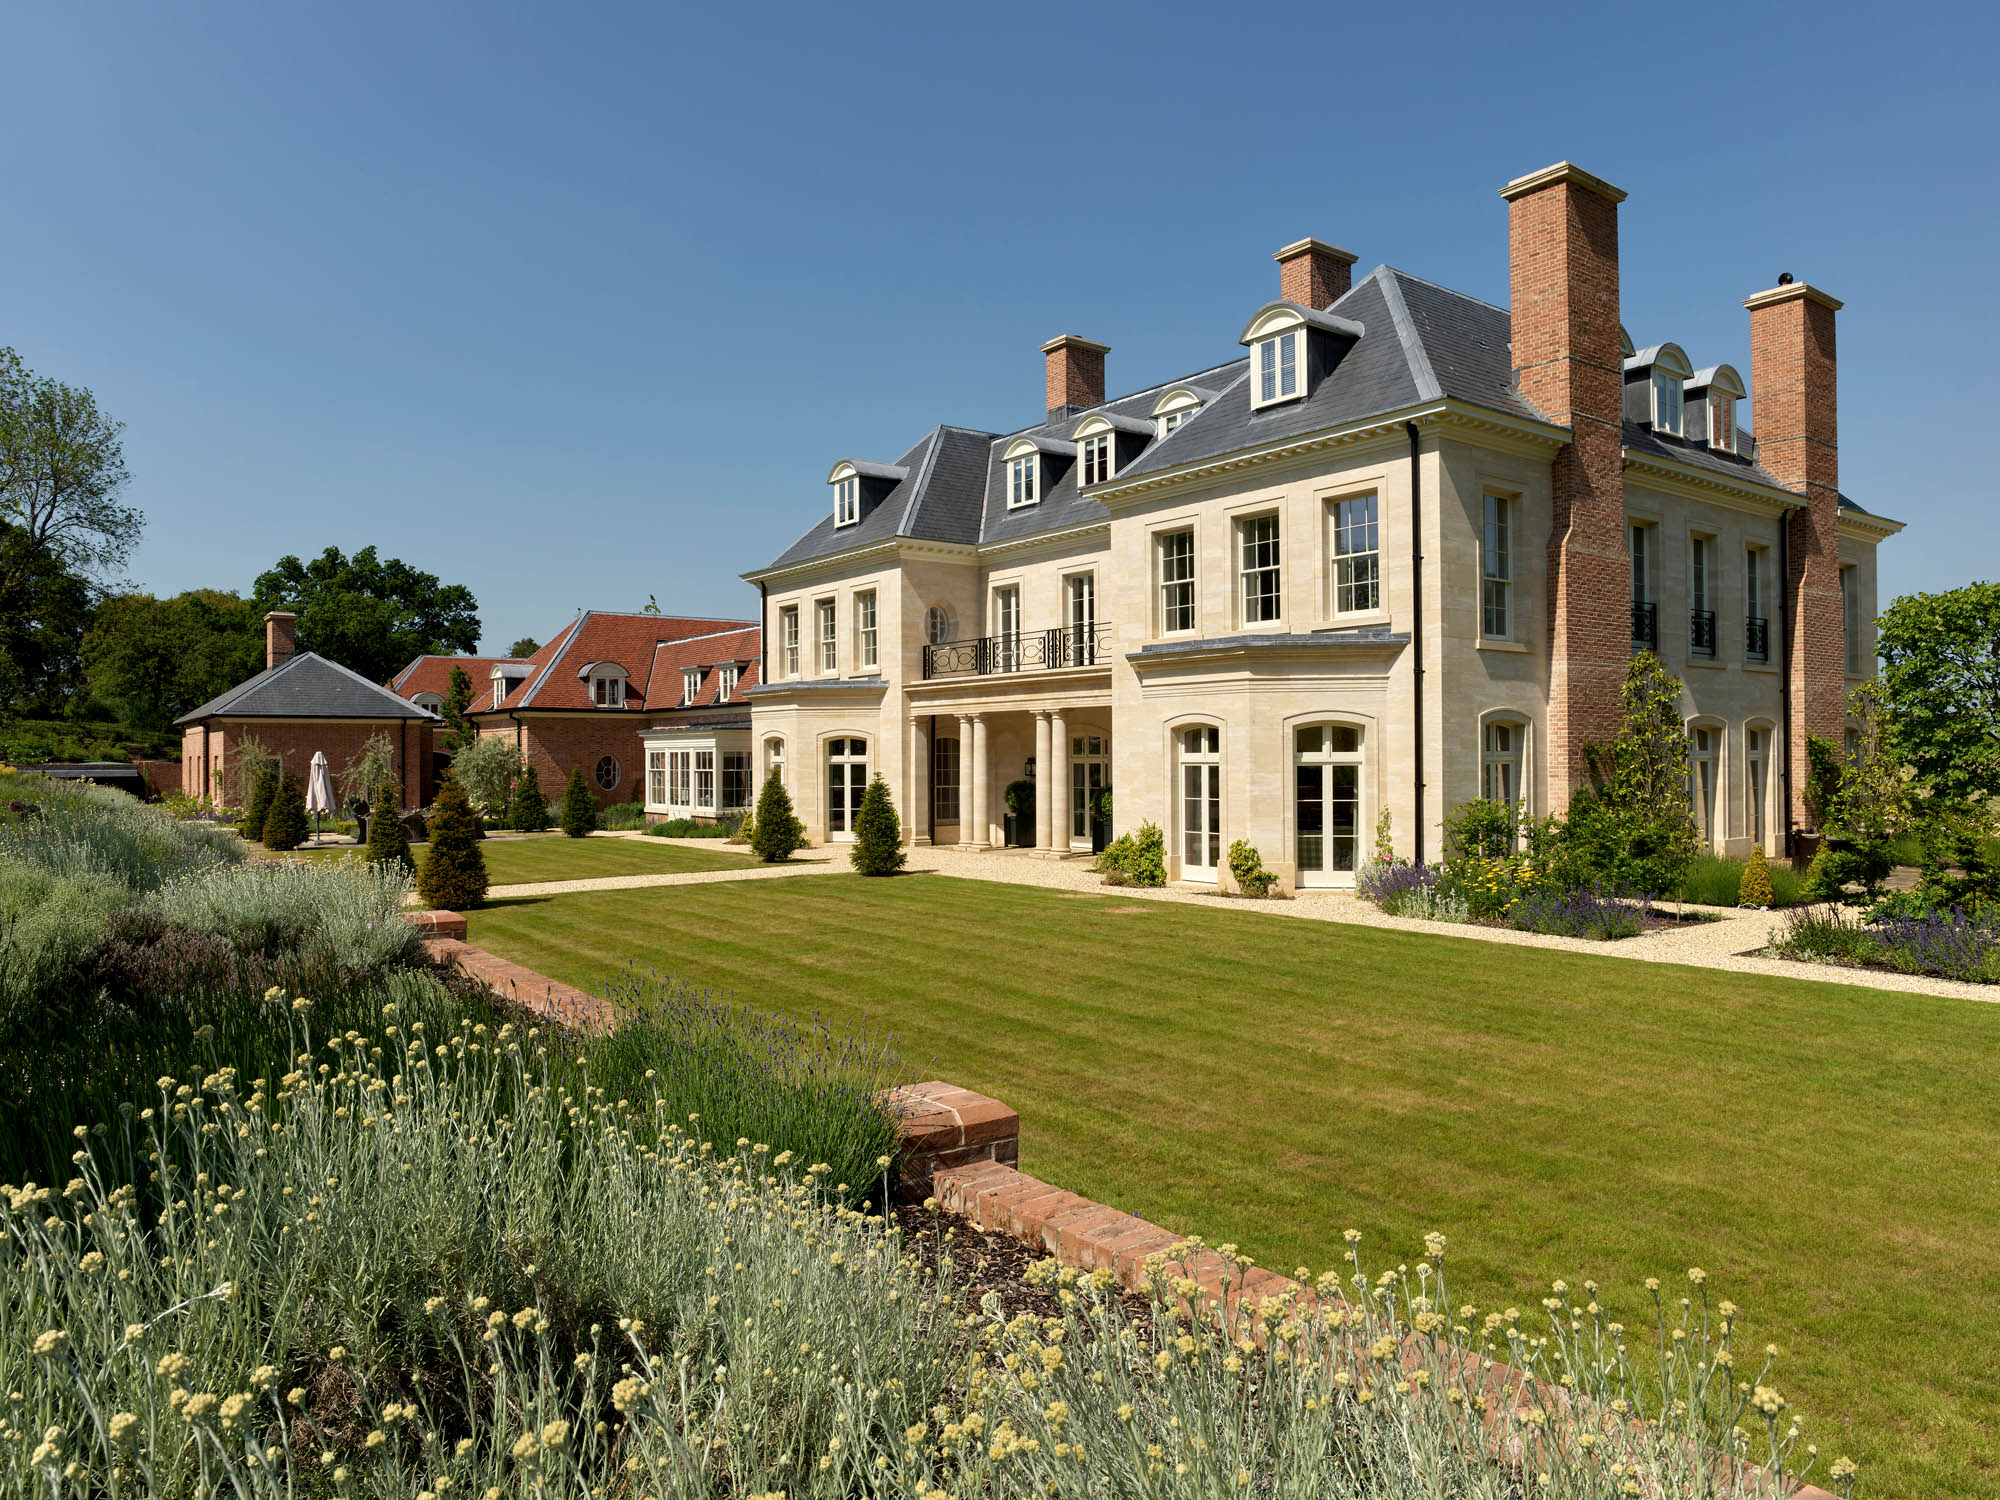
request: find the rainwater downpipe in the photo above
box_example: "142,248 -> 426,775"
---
1407,421 -> 1426,865
1777,512 -> 1794,856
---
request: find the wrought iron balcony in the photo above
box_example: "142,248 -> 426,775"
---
1631,602 -> 1658,651
1690,608 -> 1717,657
1745,615 -> 1770,662
922,623 -> 1113,680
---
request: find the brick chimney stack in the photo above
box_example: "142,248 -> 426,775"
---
1500,160 -> 1629,805
1042,335 -> 1108,422
1745,279 -> 1845,830
264,610 -> 298,671
1274,238 -> 1358,308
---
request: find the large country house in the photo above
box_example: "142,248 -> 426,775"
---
743,161 -> 1901,889
391,610 -> 760,814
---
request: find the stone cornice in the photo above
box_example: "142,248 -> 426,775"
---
743,539 -> 974,589
743,677 -> 890,702
1620,450 -> 1805,518
1128,630 -> 1409,672
977,521 -> 1110,561
1837,508 -> 1906,541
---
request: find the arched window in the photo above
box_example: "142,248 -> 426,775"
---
1295,724 -> 1364,885
1178,725 -> 1222,881
1482,720 -> 1524,806
764,737 -> 785,789
827,737 -> 869,841
1745,724 -> 1772,851
1688,724 -> 1720,846
411,691 -> 444,712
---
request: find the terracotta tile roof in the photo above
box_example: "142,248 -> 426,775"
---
388,655 -> 527,701
476,612 -> 757,714
639,627 -> 762,710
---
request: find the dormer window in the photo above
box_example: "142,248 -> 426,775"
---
592,674 -> 625,707
1079,432 -> 1112,486
1685,365 -> 1746,456
717,664 -> 739,701
1009,452 -> 1038,507
1239,303 -> 1362,411
833,477 -> 858,527
826,459 -> 908,530
1623,343 -> 1693,437
411,691 -> 443,712
1257,329 -> 1300,405
682,667 -> 701,705
1651,371 -> 1683,435
1152,386 -> 1211,438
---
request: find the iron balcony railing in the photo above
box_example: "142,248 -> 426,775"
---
1690,608 -> 1717,657
922,623 -> 1114,680
1631,602 -> 1658,651
1745,615 -> 1770,662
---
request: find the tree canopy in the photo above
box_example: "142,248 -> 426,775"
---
251,545 -> 480,686
506,637 -> 540,659
83,589 -> 263,728
1878,581 -> 2000,804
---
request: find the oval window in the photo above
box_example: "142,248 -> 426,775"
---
594,756 -> 621,791
925,605 -> 956,645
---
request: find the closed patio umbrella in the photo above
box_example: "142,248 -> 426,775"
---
306,750 -> 336,844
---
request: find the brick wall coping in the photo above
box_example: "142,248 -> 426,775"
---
401,911 -> 613,1032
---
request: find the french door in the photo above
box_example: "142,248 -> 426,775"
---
1066,574 -> 1096,665
1179,726 -> 1221,881
1295,724 -> 1364,886
1069,733 -> 1108,847
826,737 -> 868,841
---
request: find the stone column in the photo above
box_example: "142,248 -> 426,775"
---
966,715 -> 990,850
1050,710 -> 1070,853
1033,712 -> 1053,851
909,715 -> 931,844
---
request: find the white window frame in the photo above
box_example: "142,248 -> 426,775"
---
992,585 -> 1021,672
833,476 -> 859,527
667,749 -> 691,811
1079,432 -> 1112,487
780,607 -> 800,678
694,750 -> 715,814
855,589 -> 878,671
1481,719 -> 1525,807
1746,547 -> 1768,662
1842,566 -> 1861,674
1690,533 -> 1714,659
1481,493 -> 1513,642
826,736 -> 869,841
764,737 -> 785,789
1159,405 -> 1198,436
721,751 -> 751,812
1178,724 -> 1223,880
1330,492 -> 1380,615
1688,723 -> 1720,847
591,673 -> 626,708
1237,513 -> 1282,625
646,748 -> 667,807
681,667 -> 701,706
1065,571 -> 1096,664
411,691 -> 443,711
1652,371 -> 1684,436
816,598 -> 837,674
717,663 -> 739,701
1253,329 -> 1302,408
1294,722 -> 1365,886
1008,453 -> 1039,508
1158,528 -> 1196,635
1746,724 -> 1771,850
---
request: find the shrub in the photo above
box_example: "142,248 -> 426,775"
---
260,771 -> 309,851
417,775 -> 488,910
1003,777 -> 1034,843
599,800 -> 647,831
449,733 -> 521,820
1093,820 -> 1165,887
146,857 -> 421,979
1,772 -> 241,891
750,771 -> 806,863
509,762 -> 552,832
337,729 -> 397,806
1509,884 -> 1651,940
1672,852 -> 1798,909
0,863 -> 125,1017
364,779 -> 412,871
850,775 -> 905,876
1738,846 -> 1775,908
1768,903 -> 1882,968
1226,838 -> 1277,896
225,733 -> 277,813
559,765 -> 596,838
240,759 -> 278,841
729,809 -> 754,844
645,817 -> 733,839
1866,903 -> 2000,983
1441,797 -> 1520,863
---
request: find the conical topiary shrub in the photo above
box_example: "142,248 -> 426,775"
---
1738,845 -> 1776,908
508,763 -> 550,832
241,762 -> 278,843
559,766 -> 596,839
418,775 -> 488,910
260,772 -> 308,852
365,780 -> 412,872
749,771 -> 806,863
850,774 -> 904,876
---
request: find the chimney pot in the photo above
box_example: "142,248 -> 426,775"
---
1274,237 -> 1358,308
1041,335 -> 1109,423
264,610 -> 298,672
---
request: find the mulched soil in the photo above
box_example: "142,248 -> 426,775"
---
891,1202 -> 1158,1325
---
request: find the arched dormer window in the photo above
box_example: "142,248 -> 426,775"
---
1151,386 -> 1211,438
1685,365 -> 1747,455
1071,412 -> 1154,487
1623,343 -> 1693,437
826,459 -> 909,529
411,691 -> 444,712
1001,436 -> 1076,508
578,660 -> 630,708
1238,302 -> 1364,411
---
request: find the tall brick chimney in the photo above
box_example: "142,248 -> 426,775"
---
1500,161 -> 1629,805
1275,237 -> 1358,308
1042,335 -> 1108,422
264,610 -> 298,671
1745,279 -> 1845,831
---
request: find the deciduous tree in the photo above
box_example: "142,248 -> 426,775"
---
251,545 -> 479,685
1877,581 -> 2000,804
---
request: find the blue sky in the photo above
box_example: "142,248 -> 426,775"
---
2,1 -> 1988,654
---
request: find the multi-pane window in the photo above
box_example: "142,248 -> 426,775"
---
1483,721 -> 1522,805
668,750 -> 691,807
1652,372 -> 1683,435
592,674 -> 624,707
932,735 -> 960,822
1080,433 -> 1112,486
1842,566 -> 1860,673
1179,725 -> 1222,875
682,668 -> 701,705
1690,535 -> 1714,658
833,476 -> 859,526
1239,515 -> 1281,624
1481,494 -> 1512,640
1332,493 -> 1379,613
1746,548 -> 1768,662
780,607 -> 800,677
1294,724 -> 1362,881
595,755 -> 621,792
1689,726 -> 1718,845
1008,453 -> 1038,507
764,738 -> 785,788
693,750 -> 715,812
721,752 -> 751,811
717,664 -> 739,701
1158,529 -> 1196,633
1159,404 -> 1199,436
1746,728 -> 1769,849
1065,573 -> 1096,664
993,586 -> 1021,671
855,590 -> 878,671
1255,330 -> 1300,405
817,599 -> 837,673
646,749 -> 667,807
925,605 -> 955,646
1630,523 -> 1654,650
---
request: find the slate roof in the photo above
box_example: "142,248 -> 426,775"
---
1620,421 -> 1789,492
470,612 -> 758,714
176,653 -> 438,726
388,654 -> 529,701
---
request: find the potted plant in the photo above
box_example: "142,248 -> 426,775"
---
1003,778 -> 1035,848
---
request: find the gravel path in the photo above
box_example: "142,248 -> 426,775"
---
477,834 -> 1994,1005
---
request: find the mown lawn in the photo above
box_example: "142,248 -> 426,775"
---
285,835 -> 754,883
467,871 -> 2000,1500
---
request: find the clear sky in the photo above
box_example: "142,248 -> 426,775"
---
3,0 -> 1989,654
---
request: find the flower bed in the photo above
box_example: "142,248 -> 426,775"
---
1767,902 -> 2000,984
1357,858 -> 1671,940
